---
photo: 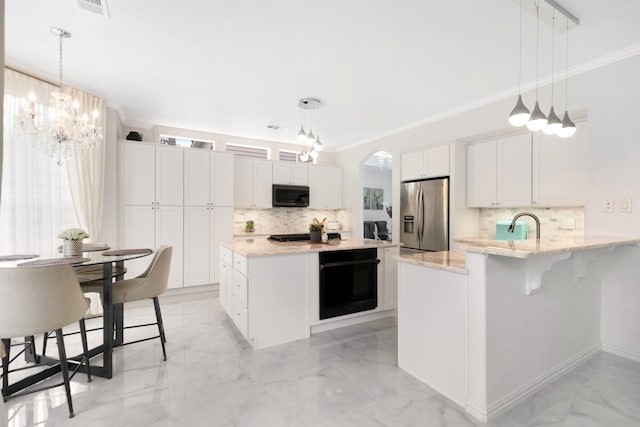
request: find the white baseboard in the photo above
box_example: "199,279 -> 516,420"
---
310,309 -> 395,334
602,343 -> 640,363
484,344 -> 600,421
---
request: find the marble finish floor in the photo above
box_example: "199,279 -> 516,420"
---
4,291 -> 640,426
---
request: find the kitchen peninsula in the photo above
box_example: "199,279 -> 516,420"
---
220,238 -> 400,350
397,236 -> 640,422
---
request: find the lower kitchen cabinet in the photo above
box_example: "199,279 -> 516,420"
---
219,246 -> 233,313
183,206 -> 233,287
123,205 -> 183,289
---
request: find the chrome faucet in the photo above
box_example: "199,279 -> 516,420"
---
508,212 -> 541,240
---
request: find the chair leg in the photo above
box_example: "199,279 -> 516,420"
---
152,297 -> 167,361
79,319 -> 92,383
42,332 -> 49,356
2,338 -> 10,397
55,329 -> 75,418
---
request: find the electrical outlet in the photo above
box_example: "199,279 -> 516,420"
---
603,200 -> 615,213
619,198 -> 632,213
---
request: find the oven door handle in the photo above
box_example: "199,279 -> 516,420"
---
320,259 -> 381,270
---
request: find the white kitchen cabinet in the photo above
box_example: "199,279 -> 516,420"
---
155,145 -> 184,206
272,162 -> 308,185
123,143 -> 156,206
532,130 -> 585,206
467,134 -> 532,207
183,206 -> 234,287
401,145 -> 450,181
234,159 -> 273,208
185,151 -> 234,207
308,165 -> 342,209
383,246 -> 399,310
219,246 -> 233,314
123,205 -> 156,278
155,205 -> 184,289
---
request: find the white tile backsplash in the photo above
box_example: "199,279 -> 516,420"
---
234,208 -> 352,234
479,207 -> 584,239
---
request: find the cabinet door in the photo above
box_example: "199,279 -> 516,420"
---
122,143 -> 155,205
211,152 -> 234,207
532,131 -> 585,206
252,160 -> 274,208
219,260 -> 232,313
402,151 -> 424,181
184,149 -> 210,207
496,134 -> 532,207
383,247 -> 399,310
467,141 -> 497,207
184,206 -> 210,286
155,206 -> 184,288
272,162 -> 292,185
289,164 -> 308,185
324,166 -> 342,209
424,145 -> 450,178
156,146 -> 184,206
210,207 -> 233,284
123,205 -> 156,278
234,158 -> 253,208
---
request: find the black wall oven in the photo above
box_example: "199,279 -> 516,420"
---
319,248 -> 379,320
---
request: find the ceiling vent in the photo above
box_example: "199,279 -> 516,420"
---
267,124 -> 286,131
77,0 -> 110,18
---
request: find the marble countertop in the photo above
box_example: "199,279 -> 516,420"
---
233,230 -> 353,238
221,238 -> 399,257
395,251 -> 467,274
455,236 -> 640,258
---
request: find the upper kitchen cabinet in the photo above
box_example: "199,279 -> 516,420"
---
155,145 -> 184,206
401,145 -> 450,181
234,158 -> 273,208
272,162 -> 308,185
532,129 -> 585,206
184,150 -> 234,207
308,165 -> 342,209
122,142 -> 183,206
122,142 -> 156,206
467,134 -> 532,207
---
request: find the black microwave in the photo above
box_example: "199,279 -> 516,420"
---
272,184 -> 310,207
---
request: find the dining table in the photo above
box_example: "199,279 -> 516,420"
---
0,248 -> 153,397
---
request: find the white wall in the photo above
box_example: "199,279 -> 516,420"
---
336,53 -> 640,241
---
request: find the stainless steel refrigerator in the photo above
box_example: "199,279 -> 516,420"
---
400,177 -> 449,251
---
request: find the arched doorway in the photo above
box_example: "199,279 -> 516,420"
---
361,151 -> 392,240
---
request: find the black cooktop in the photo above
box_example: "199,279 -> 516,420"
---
268,233 -> 311,242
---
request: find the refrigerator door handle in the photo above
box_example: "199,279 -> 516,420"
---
419,187 -> 425,242
417,187 -> 423,242
415,187 -> 421,242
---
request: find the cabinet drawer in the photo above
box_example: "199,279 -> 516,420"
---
232,296 -> 249,338
220,246 -> 233,265
232,269 -> 248,307
233,253 -> 247,275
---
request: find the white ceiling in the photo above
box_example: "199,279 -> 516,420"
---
6,1 -> 640,151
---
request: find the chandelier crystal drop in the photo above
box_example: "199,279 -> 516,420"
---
19,27 -> 102,166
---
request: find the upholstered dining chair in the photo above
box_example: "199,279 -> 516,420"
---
81,245 -> 172,361
0,264 -> 92,418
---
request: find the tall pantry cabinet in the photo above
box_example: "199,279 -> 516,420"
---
120,141 -> 233,288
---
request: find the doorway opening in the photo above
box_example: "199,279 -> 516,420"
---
362,151 -> 392,240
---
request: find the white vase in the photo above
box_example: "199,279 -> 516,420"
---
63,240 -> 83,257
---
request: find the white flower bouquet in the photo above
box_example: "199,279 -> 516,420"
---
57,228 -> 89,241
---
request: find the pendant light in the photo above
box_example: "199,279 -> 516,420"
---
543,9 -> 562,135
297,108 -> 307,141
557,15 -> 577,138
526,1 -> 547,131
508,0 -> 530,127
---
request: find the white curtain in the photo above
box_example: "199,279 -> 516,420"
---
1,69 -> 77,254
65,87 -> 106,243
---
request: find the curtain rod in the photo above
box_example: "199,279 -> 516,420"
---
4,65 -> 59,87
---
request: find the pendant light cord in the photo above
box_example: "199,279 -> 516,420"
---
534,0 -> 540,99
518,0 -> 523,93
564,16 -> 569,110
58,33 -> 64,88
550,10 -> 555,103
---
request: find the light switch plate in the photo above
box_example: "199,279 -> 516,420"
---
619,198 -> 632,213
603,200 -> 615,213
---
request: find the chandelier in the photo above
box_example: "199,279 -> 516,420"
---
296,98 -> 323,163
20,27 -> 102,166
